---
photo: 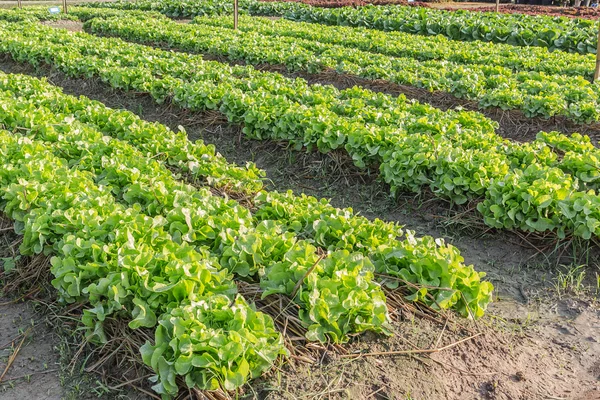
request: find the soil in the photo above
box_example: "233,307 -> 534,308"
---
0,218 -> 65,400
0,299 -> 65,400
0,46 -> 599,400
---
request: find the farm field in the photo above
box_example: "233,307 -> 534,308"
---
83,14 -> 600,124
87,0 -> 600,53
0,2 -> 598,400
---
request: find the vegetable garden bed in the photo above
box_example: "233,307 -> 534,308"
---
83,14 -> 600,124
2,16 -> 600,241
85,0 -> 600,54
1,55 -> 598,400
0,4 -> 598,399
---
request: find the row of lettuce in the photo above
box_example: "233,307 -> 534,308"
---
83,14 -> 600,123
1,20 -> 599,239
7,5 -> 596,80
84,0 -> 600,55
0,6 -> 172,23
0,71 -> 493,394
4,7 -> 599,123
187,14 -> 595,79
1,124 -> 286,394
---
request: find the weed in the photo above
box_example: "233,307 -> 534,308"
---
553,264 -> 587,298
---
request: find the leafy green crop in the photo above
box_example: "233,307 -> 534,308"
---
245,0 -> 600,55
253,191 -> 493,318
0,6 -> 168,23
0,71 -> 497,398
83,14 -> 600,123
141,295 -> 284,394
0,21 -> 596,243
5,6 -> 593,79
0,76 -> 393,343
0,64 -> 263,195
193,14 -> 594,79
84,0 -> 600,54
535,131 -> 600,191
0,132 -> 287,396
84,0 -> 238,18
0,71 -> 494,338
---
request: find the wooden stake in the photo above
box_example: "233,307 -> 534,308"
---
595,21 -> 600,82
17,0 -> 22,9
495,0 -> 499,13
63,0 -> 68,14
233,0 -> 238,30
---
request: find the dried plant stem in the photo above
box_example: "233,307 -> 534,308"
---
0,327 -> 31,383
291,253 -> 325,299
340,332 -> 483,359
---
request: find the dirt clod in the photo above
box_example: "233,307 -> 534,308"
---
514,371 -> 526,382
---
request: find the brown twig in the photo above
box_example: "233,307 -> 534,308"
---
432,317 -> 449,349
107,374 -> 154,390
0,368 -> 58,383
0,327 -> 31,383
0,287 -> 42,306
366,386 -> 386,398
340,332 -> 483,358
128,384 -> 162,400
